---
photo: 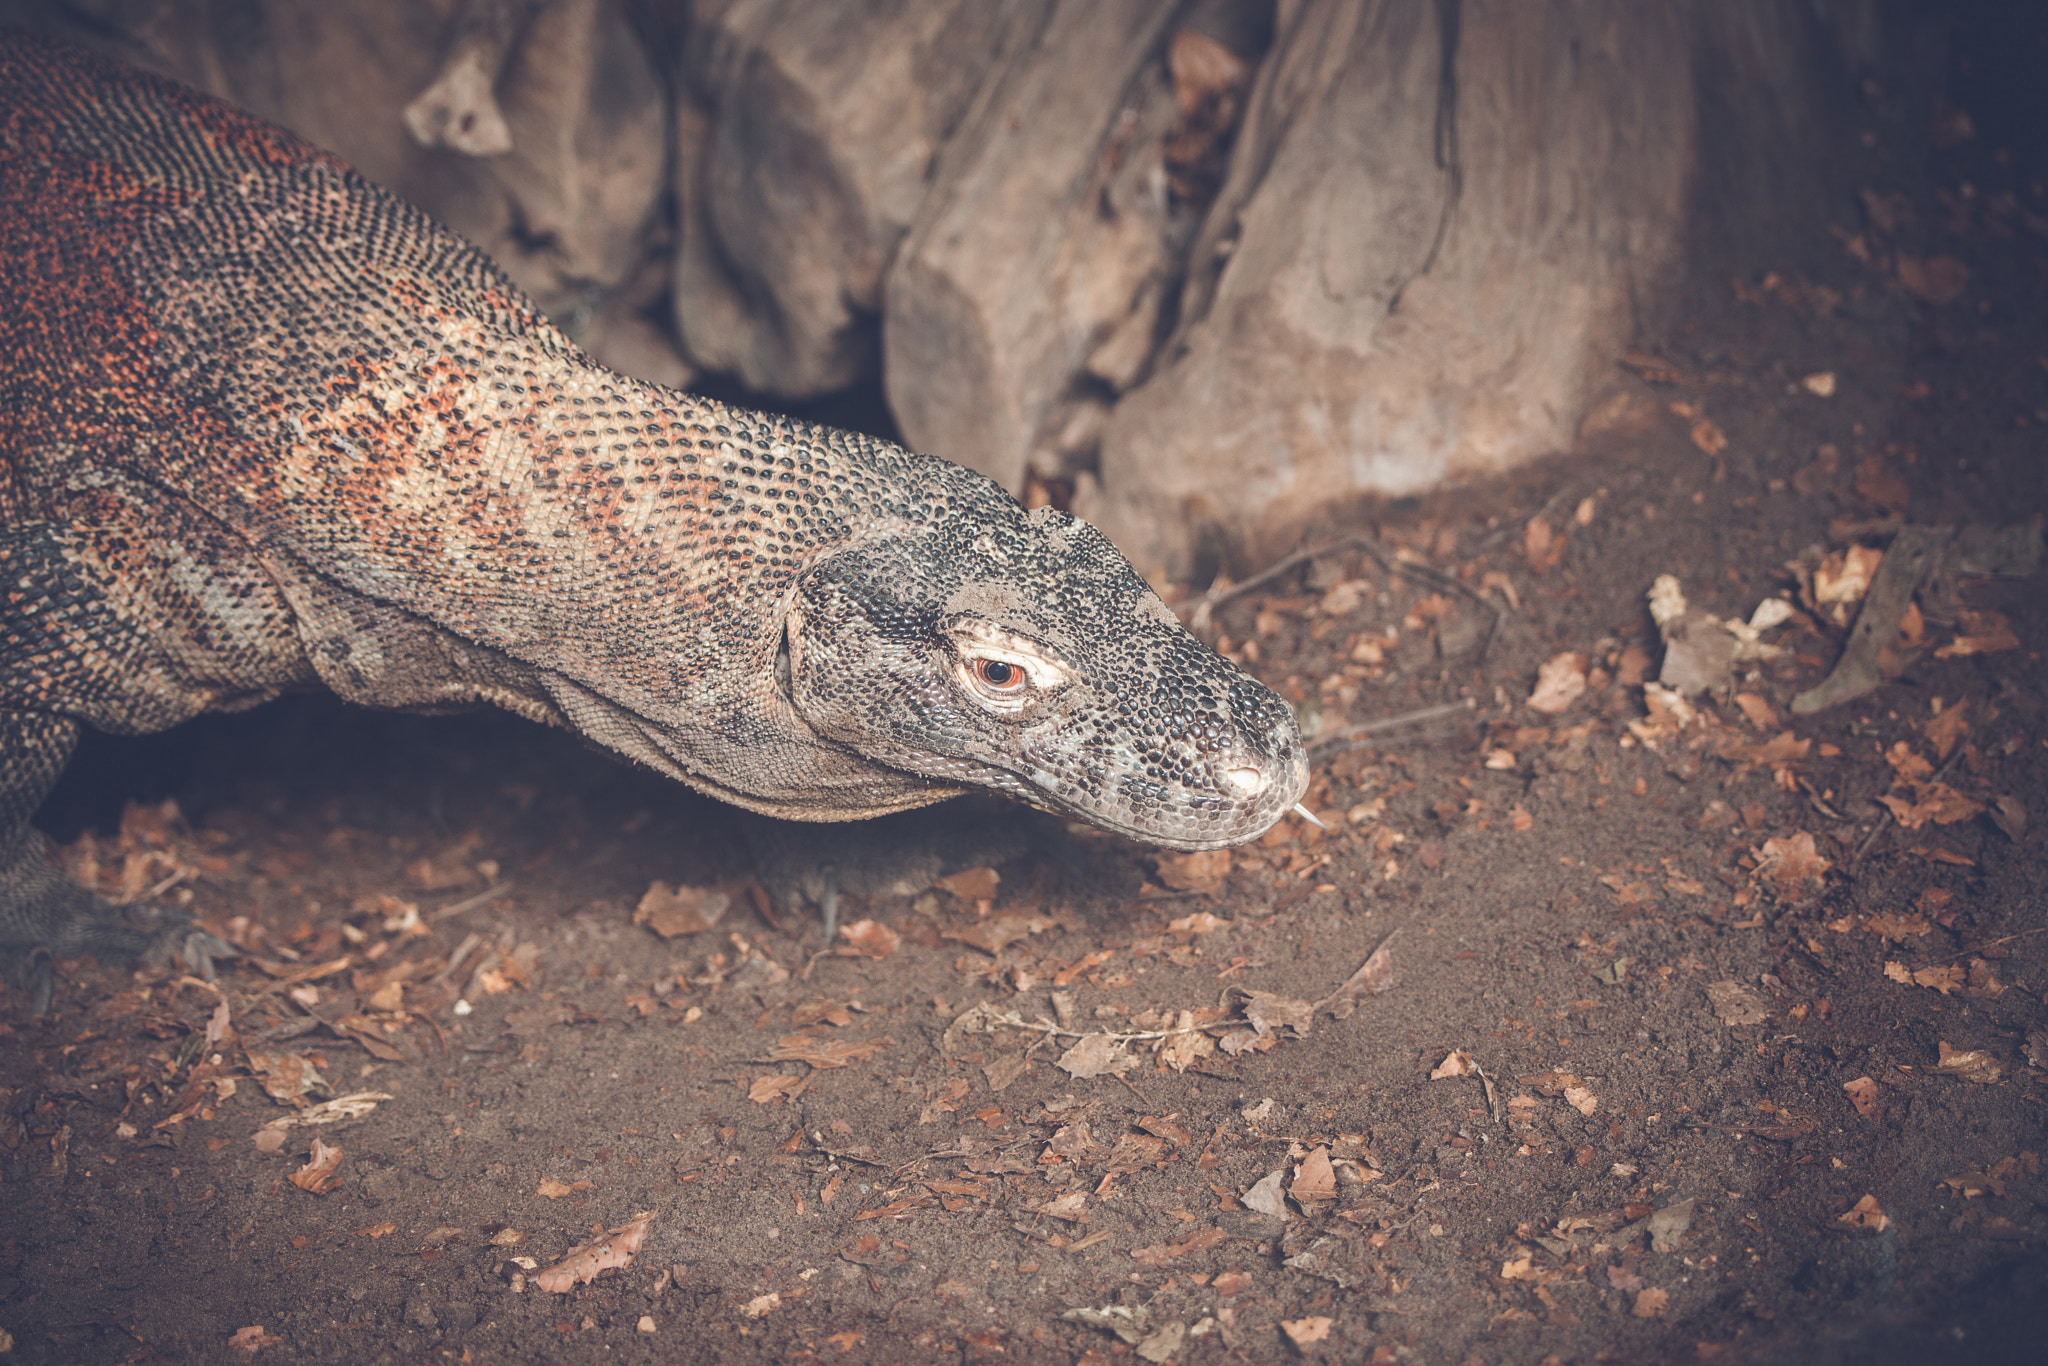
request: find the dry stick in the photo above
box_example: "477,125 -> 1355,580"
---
1309,698 -> 1478,757
1473,483 -> 1582,553
1850,745 -> 1966,866
1178,532 -> 1507,640
809,1145 -> 890,1169
1924,926 -> 2048,966
430,879 -> 513,921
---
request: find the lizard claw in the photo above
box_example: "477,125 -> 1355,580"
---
168,925 -> 238,982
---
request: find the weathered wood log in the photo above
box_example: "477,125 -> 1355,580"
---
5,0 -> 1929,573
881,0 -> 1191,493
667,0 -> 1011,398
1083,0 -> 1696,580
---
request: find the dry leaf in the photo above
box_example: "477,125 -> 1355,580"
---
1755,833 -> 1831,898
1923,704 -> 1969,759
289,1137 -> 344,1194
1895,254 -> 1968,304
769,1035 -> 886,1069
1564,1084 -> 1599,1116
1242,1170 -> 1288,1217
1212,1269 -> 1254,1296
1524,517 -> 1564,574
838,919 -> 900,959
1690,417 -> 1728,456
229,1326 -> 283,1353
1878,782 -> 1985,829
1167,911 -> 1229,935
1318,939 -> 1397,1015
1038,1191 -> 1088,1222
852,1193 -> 931,1221
1733,693 -> 1778,730
1281,1316 -> 1334,1347
1706,980 -> 1771,1027
534,1210 -> 655,1293
536,1177 -> 594,1198
1528,652 -> 1588,714
1291,1147 -> 1337,1203
982,1052 -> 1029,1091
1430,1051 -> 1476,1080
244,1049 -> 328,1105
1890,961 -> 1965,994
1837,1194 -> 1890,1233
1934,1041 -> 2003,1084
1155,850 -> 1230,892
1633,1287 -> 1671,1318
1056,1034 -> 1138,1079
633,882 -> 728,938
1862,912 -> 1931,942
1105,1131 -> 1171,1175
934,867 -> 1000,901
741,1292 -> 781,1319
1149,1226 -> 1225,1263
942,912 -> 1055,956
748,1074 -> 808,1105
1233,988 -> 1315,1039
1158,1010 -> 1217,1072
1988,795 -> 2027,842
1842,1076 -> 1882,1121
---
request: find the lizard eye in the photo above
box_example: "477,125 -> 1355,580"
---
972,658 -> 1026,692
946,620 -> 1071,716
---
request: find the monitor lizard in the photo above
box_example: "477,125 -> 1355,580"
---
0,29 -> 1308,1013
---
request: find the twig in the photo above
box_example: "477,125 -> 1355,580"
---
1112,1072 -> 1153,1107
1474,484 -> 1580,553
430,880 -> 513,921
1850,745 -> 1965,866
807,1145 -> 890,1169
1309,699 -> 1478,756
140,867 -> 194,902
1176,540 -> 1361,623
1923,926 -> 2048,966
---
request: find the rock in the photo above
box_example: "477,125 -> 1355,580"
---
669,0 -> 1010,397
1087,0 -> 1693,580
403,1290 -> 441,1333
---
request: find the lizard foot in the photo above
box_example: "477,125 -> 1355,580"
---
0,828 -> 233,1014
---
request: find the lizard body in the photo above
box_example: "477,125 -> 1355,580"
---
0,31 -> 1306,1010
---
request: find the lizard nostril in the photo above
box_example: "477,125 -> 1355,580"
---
1218,765 -> 1267,799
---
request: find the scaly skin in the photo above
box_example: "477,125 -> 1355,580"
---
0,29 -> 1307,1009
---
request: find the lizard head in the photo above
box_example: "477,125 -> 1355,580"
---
781,476 -> 1308,850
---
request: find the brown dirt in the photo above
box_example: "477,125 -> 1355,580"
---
5,81 -> 2048,1366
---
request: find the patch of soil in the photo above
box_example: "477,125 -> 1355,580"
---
6,55 -> 2048,1366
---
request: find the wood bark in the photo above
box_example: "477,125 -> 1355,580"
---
1085,0 -> 1696,578
666,0 -> 1011,398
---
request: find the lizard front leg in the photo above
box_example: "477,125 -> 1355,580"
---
0,711 -> 228,1013
0,515 -> 280,1012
